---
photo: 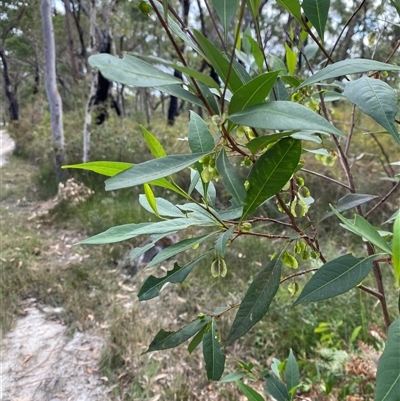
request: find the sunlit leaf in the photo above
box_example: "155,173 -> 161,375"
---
89,54 -> 180,87
297,59 -> 400,89
139,195 -> 185,218
375,317 -> 400,401
140,125 -> 167,158
343,77 -> 400,143
105,152 -> 211,191
276,0 -> 302,23
229,101 -> 344,137
62,161 -> 133,176
227,256 -> 282,345
292,254 -> 381,306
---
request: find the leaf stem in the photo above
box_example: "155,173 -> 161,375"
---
280,268 -> 319,284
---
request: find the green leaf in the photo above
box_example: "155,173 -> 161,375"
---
143,183 -> 159,217
145,233 -> 216,268
285,349 -> 299,396
138,252 -> 211,300
229,101 -> 344,137
320,193 -> 378,221
89,54 -> 180,87
193,30 -> 244,93
197,81 -> 220,114
79,218 -> 215,245
375,317 -> 400,401
265,373 -> 290,401
284,43 -> 297,76
246,34 -> 264,72
292,254 -> 380,306
144,316 -> 212,353
228,71 -> 280,130
216,148 -> 247,205
154,84 -> 205,109
246,133 -> 291,154
330,206 -> 393,255
297,59 -> 400,89
203,319 -> 226,380
242,138 -> 301,219
188,112 -> 215,154
226,256 -> 282,345
140,125 -> 167,158
211,0 -> 238,42
138,54 -> 221,90
215,226 -> 235,258
62,161 -> 133,177
130,234 -> 170,261
105,152 -> 211,191
139,195 -> 185,218
343,77 -> 400,144
393,212 -> 400,287
247,0 -> 262,18
188,325 -> 208,354
276,0 -> 302,23
237,381 -> 265,401
220,372 -> 246,382
302,0 -> 330,43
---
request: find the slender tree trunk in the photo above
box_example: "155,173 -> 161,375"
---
82,0 -> 97,162
41,0 -> 68,181
63,0 -> 79,82
0,49 -> 19,121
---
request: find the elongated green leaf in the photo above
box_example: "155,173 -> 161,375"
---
143,183 -> 159,216
154,84 -> 205,109
246,133 -> 290,154
226,257 -> 282,345
393,213 -> 400,287
197,81 -> 220,114
285,349 -> 299,396
247,0 -> 262,18
139,195 -> 185,218
130,233 -> 169,261
375,317 -> 400,401
193,30 -> 244,92
228,71 -> 280,126
229,102 -> 343,137
330,206 -> 393,255
276,0 -> 302,23
216,148 -> 247,205
285,42 -> 297,76
302,0 -> 330,43
265,373 -> 290,401
215,226 -> 235,258
211,0 -> 238,42
62,161 -> 133,176
297,59 -> 400,89
138,54 -> 221,89
343,77 -> 400,144
89,54 -> 180,87
188,112 -> 215,154
79,218 -> 214,245
105,152 -> 210,191
138,252 -> 211,300
188,324 -> 208,354
145,316 -> 212,353
321,193 -> 377,221
140,125 -> 167,158
293,254 -> 380,306
237,381 -> 265,401
220,372 -> 246,383
146,233 -> 216,267
242,138 -> 301,219
246,34 -> 264,72
203,319 -> 226,380
218,207 -> 243,220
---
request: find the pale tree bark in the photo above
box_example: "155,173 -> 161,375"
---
41,0 -> 68,181
82,0 -> 97,163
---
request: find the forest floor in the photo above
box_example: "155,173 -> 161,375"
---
0,130 -> 112,401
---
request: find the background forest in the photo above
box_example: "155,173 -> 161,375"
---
1,0 -> 400,400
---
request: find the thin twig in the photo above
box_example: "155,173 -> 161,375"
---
326,0 -> 367,66
301,168 -> 351,190
370,133 -> 395,177
364,181 -> 400,218
234,231 -> 291,240
345,104 -> 356,156
203,0 -> 227,51
280,268 -> 319,284
358,285 -> 382,299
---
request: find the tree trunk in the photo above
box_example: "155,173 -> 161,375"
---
0,49 -> 19,121
41,0 -> 68,181
63,0 -> 79,82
